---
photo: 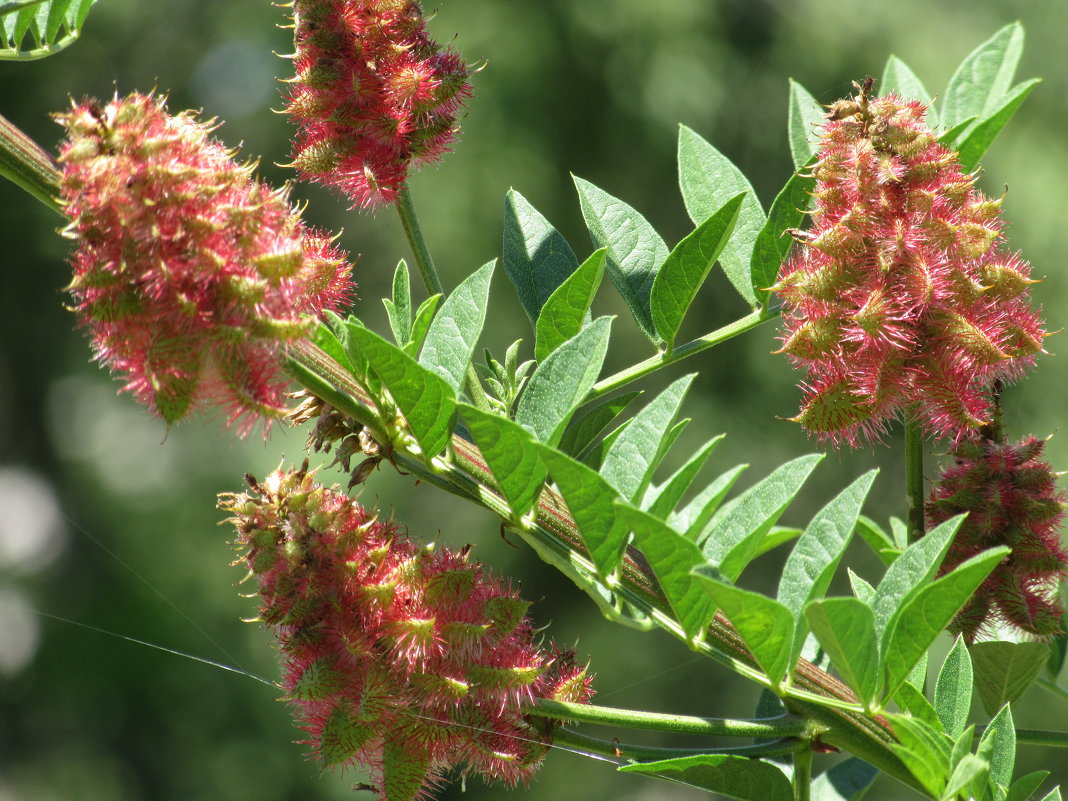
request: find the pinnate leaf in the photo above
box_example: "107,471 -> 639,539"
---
619,753 -> 792,801
573,175 -> 666,343
954,78 -> 1039,171
535,248 -> 605,362
0,0 -> 97,60
383,260 -> 412,345
677,125 -> 766,306
810,757 -> 879,801
980,704 -> 1016,800
749,166 -> 814,302
557,391 -> 641,460
643,434 -> 724,518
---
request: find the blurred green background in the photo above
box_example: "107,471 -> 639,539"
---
2,1 -> 1067,799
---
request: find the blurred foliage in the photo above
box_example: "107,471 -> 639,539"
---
1,1 -> 1067,800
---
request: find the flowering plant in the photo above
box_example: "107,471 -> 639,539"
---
3,3 -> 1068,801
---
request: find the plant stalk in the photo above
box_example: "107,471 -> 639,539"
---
549,726 -> 805,763
793,746 -> 813,801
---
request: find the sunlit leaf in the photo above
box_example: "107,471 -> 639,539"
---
535,248 -> 605,362
0,0 -> 97,60
805,597 -> 881,706
787,79 -> 824,170
643,434 -> 724,518
880,55 -> 940,129
941,22 -> 1024,131
460,404 -> 546,519
383,260 -> 412,345
619,753 -> 792,801
935,635 -> 973,739
419,261 -> 494,396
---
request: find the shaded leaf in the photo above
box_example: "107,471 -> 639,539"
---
600,375 -> 694,503
677,125 -> 766,306
787,79 -> 824,170
460,404 -> 546,519
535,248 -> 605,362
805,597 -> 881,706
670,463 -> 748,538
880,55 -> 940,129
896,682 -> 942,732
503,189 -> 580,326
1005,771 -> 1051,801
403,293 -> 442,357
617,503 -> 715,639
619,753 -> 792,801
750,166 -> 815,302
515,317 -> 612,447
346,326 -> 456,458
644,434 -> 724,518
810,757 -> 879,801
693,567 -> 797,686
419,261 -> 494,396
970,640 -> 1049,716
855,515 -> 902,566
650,193 -> 745,348
889,714 -> 952,799
558,391 -> 642,459
935,635 -> 973,739
383,260 -> 412,345
574,175 -> 666,342
701,454 -> 823,582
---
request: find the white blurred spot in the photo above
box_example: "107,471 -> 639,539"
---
0,467 -> 68,573
0,589 -> 40,676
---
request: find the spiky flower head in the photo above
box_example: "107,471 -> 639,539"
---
926,433 -> 1067,641
221,464 -> 593,801
57,92 -> 354,435
283,0 -> 473,208
772,80 -> 1045,446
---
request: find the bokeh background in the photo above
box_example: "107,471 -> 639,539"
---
2,1 -> 1067,799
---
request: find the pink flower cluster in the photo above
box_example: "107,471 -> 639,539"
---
773,85 -> 1045,446
283,0 -> 472,208
222,465 -> 593,801
927,435 -> 1067,640
57,93 -> 353,435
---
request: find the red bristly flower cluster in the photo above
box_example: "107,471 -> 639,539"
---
926,434 -> 1068,641
221,465 -> 593,801
772,83 -> 1045,446
56,93 -> 353,435
283,0 -> 473,209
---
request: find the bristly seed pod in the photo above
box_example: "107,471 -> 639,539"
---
283,0 -> 473,209
772,81 -> 1046,447
221,465 -> 593,801
926,433 -> 1068,641
56,93 -> 354,435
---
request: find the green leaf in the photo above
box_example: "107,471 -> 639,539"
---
316,314 -> 357,376
650,193 -> 745,348
618,753 -> 792,801
810,757 -> 879,801
750,166 -> 815,302
855,515 -> 902,566
805,597 -> 881,706
537,446 -> 628,575
383,260 -> 412,345
0,0 -> 96,60
1005,771 -> 1051,801
941,22 -> 1025,131
787,79 -> 824,170
1039,789 -> 1064,801
896,681 -> 942,732
600,375 -> 694,503
939,116 -> 979,148
890,714 -> 953,799
881,55 -> 940,129
777,471 -> 877,669
677,125 -> 766,306
872,515 -> 964,642
617,504 -> 715,639
515,317 -> 612,447
558,391 -> 642,460
700,454 -> 823,583
502,189 -> 580,327
535,248 -> 605,362
970,640 -> 1050,717
692,567 -> 797,686
419,261 -> 495,396
883,547 -> 1010,701
644,434 -> 724,518
459,404 -> 546,519
756,526 -> 802,557
670,463 -> 748,538
346,326 -> 457,458
935,635 -> 974,739
944,754 -> 990,801
955,78 -> 1040,171
980,704 -> 1016,799
573,175 -> 667,343
403,293 -> 442,357
848,569 -> 877,605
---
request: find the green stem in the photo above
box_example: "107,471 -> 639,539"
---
528,698 -> 808,739
972,725 -> 1068,748
0,113 -> 63,216
393,184 -> 493,411
395,184 -> 444,296
587,308 -> 775,401
904,408 -> 925,544
549,726 -> 805,763
793,746 -> 813,801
